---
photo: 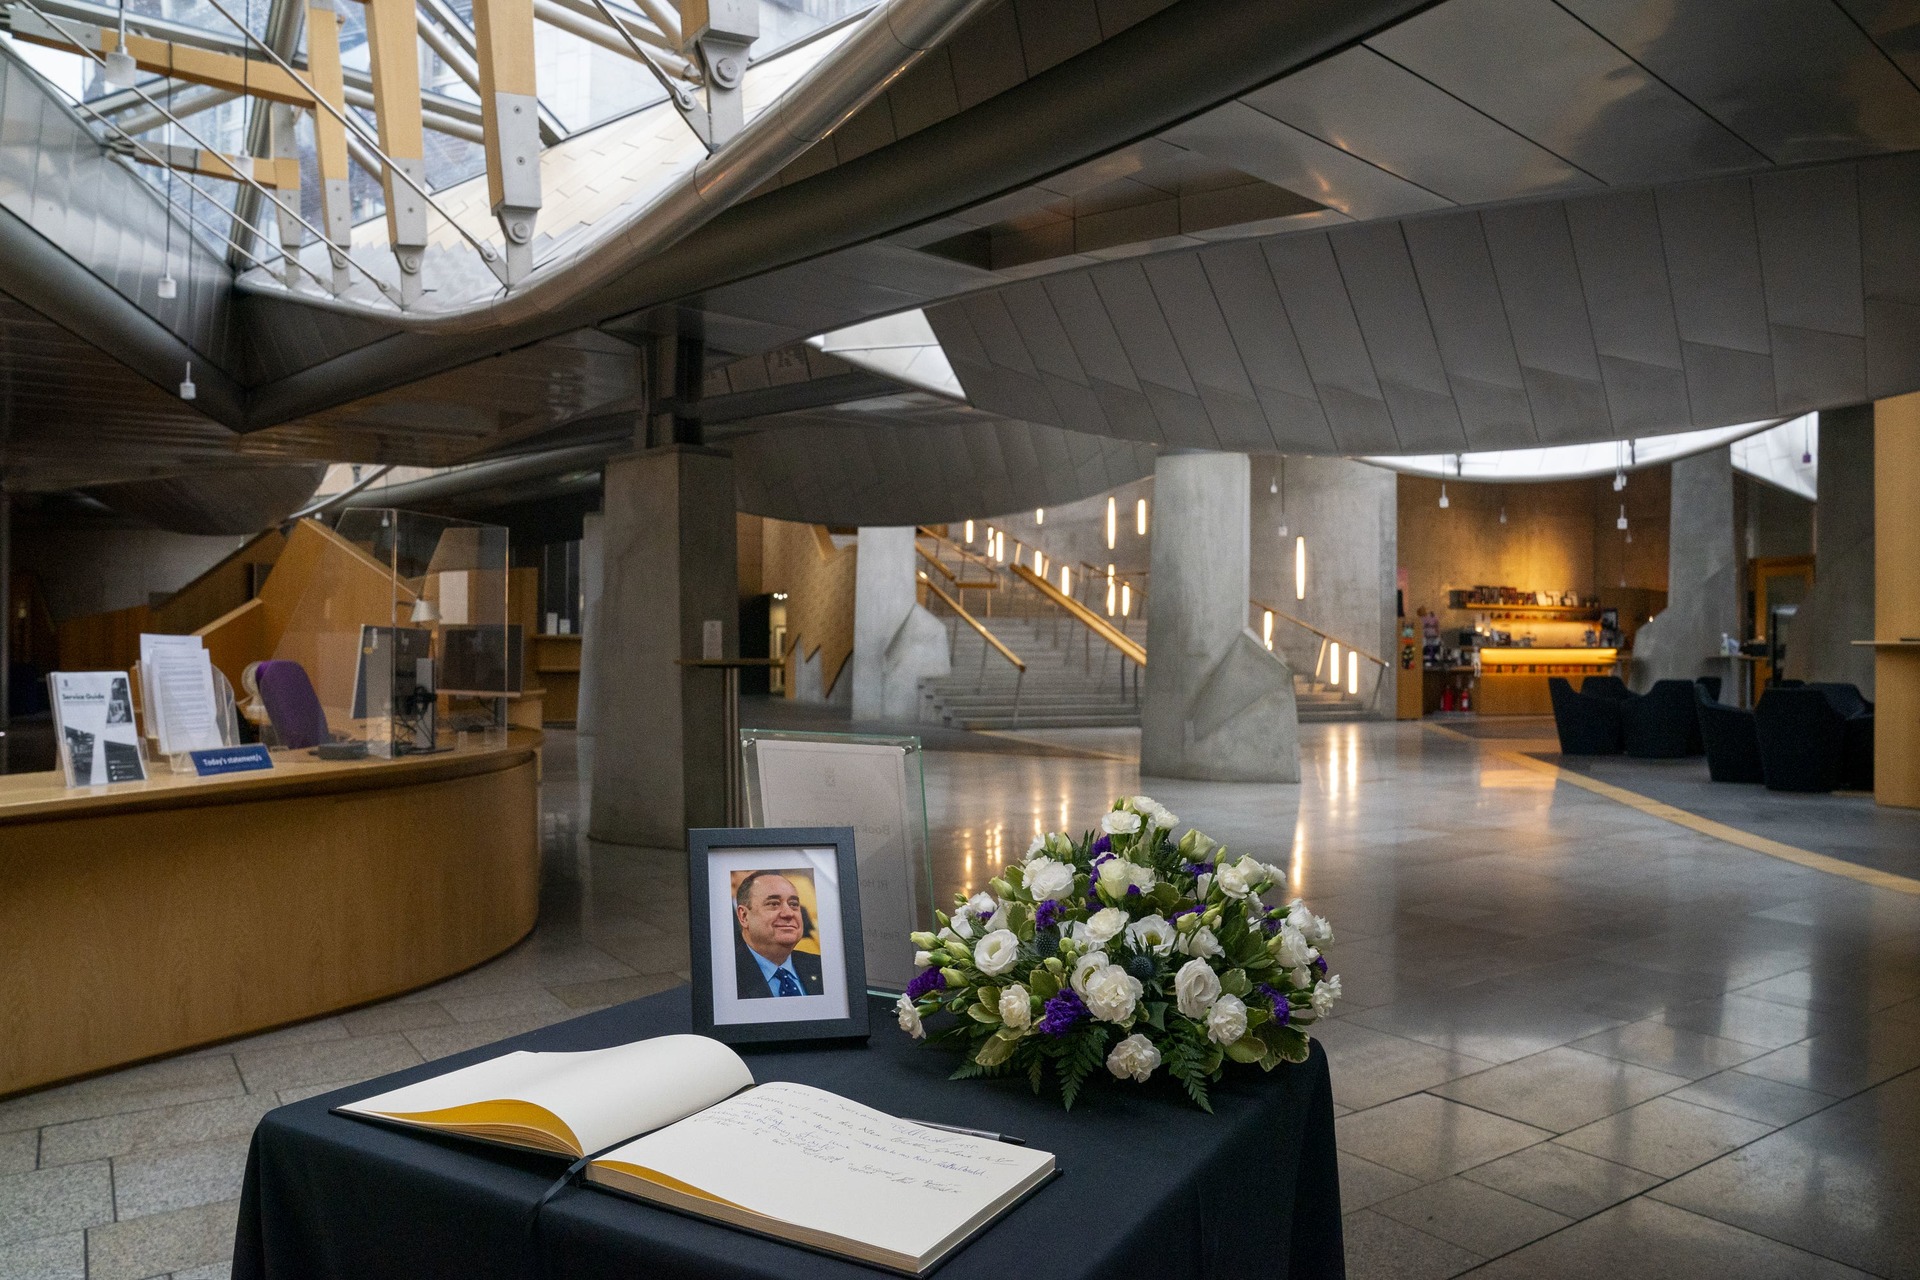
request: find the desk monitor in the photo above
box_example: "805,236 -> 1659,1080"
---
438,624 -> 523,697
350,626 -> 435,720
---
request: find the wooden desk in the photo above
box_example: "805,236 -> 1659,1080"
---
1474,648 -> 1620,716
530,633 -> 581,724
0,734 -> 542,1097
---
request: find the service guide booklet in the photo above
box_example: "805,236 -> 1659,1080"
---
49,671 -> 147,786
340,1035 -> 1054,1275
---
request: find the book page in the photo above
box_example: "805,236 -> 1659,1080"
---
148,644 -> 224,754
591,1082 -> 1053,1264
340,1035 -> 753,1157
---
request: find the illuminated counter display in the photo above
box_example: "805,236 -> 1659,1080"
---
1473,648 -> 1621,716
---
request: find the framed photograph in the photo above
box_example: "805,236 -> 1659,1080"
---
688,827 -> 869,1045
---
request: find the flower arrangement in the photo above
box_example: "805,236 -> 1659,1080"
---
895,795 -> 1339,1111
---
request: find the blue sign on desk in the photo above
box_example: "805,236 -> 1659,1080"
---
189,745 -> 275,776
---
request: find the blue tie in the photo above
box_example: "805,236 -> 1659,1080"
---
773,968 -> 804,997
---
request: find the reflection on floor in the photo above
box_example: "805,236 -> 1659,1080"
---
3,723 -> 1918,1278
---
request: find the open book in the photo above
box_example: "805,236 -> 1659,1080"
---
339,1035 -> 1055,1275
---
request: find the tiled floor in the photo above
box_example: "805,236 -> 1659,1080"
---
3,721 -> 1919,1278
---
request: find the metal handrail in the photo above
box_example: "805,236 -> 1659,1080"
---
914,544 -> 956,581
1010,563 -> 1145,666
920,576 -> 1024,673
1250,598 -> 1388,669
917,526 -> 1000,576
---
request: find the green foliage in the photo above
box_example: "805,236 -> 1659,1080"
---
1056,1026 -> 1109,1111
1164,1034 -> 1214,1113
1029,967 -> 1060,1000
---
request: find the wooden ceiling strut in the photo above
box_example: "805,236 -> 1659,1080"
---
354,0 -> 431,306
472,0 -> 542,284
304,0 -> 355,294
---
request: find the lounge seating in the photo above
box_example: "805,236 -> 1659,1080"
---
1753,688 -> 1849,792
1549,676 -> 1624,754
1809,683 -> 1875,791
1580,675 -> 1631,702
1623,679 -> 1702,758
1696,685 -> 1764,783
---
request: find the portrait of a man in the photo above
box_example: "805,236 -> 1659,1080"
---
732,869 -> 827,1000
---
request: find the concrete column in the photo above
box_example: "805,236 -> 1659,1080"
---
850,527 -> 950,722
575,511 -> 604,741
1142,452 -> 1300,782
1874,393 -> 1920,808
1790,406 -> 1875,694
588,446 -> 737,848
1630,447 -> 1741,690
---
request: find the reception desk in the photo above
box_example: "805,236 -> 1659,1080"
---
0,734 -> 541,1097
1474,648 -> 1621,716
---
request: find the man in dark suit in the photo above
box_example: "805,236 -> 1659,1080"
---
733,871 -> 826,999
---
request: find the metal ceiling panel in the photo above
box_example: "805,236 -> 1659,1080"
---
1678,339 -> 1778,425
1751,165 -> 1865,338
1260,233 -> 1400,452
1327,221 -> 1466,452
1040,273 -> 1142,390
1770,324 -> 1866,412
1137,380 -> 1222,450
1562,0 -> 1920,163
1139,255 -> 1256,402
1399,214 -> 1535,448
1242,46 -> 1599,206
1656,177 -> 1771,355
1366,0 -> 1764,186
1839,0 -> 1920,84
1194,242 -> 1324,409
1086,261 -> 1198,396
1479,202 -> 1612,441
998,281 -> 1091,384
1563,190 -> 1684,369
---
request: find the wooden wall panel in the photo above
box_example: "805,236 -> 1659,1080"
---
757,518 -> 856,699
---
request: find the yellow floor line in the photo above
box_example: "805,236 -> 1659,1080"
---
1422,722 -> 1920,897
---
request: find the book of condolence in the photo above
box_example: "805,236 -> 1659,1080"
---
338,1034 -> 1055,1275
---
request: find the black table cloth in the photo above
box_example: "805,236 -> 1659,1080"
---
232,988 -> 1343,1280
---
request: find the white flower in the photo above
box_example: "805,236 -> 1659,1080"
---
1082,964 -> 1144,1023
1101,809 -> 1142,836
1206,992 -> 1248,1045
1125,914 -> 1177,955
913,949 -> 933,968
896,994 -> 923,1039
1195,872 -> 1213,898
1262,861 -> 1289,889
1082,906 -> 1128,946
1106,1033 -> 1162,1083
1022,856 -> 1076,902
999,983 -> 1032,1030
1214,856 -> 1269,899
1290,965 -> 1313,989
1069,950 -> 1110,995
1027,833 -> 1047,858
1096,858 -> 1156,897
1179,926 -> 1224,959
973,929 -> 1020,976
1175,957 -> 1222,1019
967,891 -> 997,917
1312,975 -> 1342,1017
1290,900 -> 1334,946
948,911 -> 976,940
1132,796 -> 1178,830
1273,924 -> 1315,970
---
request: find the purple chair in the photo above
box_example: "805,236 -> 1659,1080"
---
255,660 -> 331,749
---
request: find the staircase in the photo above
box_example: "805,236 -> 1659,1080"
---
1293,679 -> 1375,722
921,614 -> 1146,730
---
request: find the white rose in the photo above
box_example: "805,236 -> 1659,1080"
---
1101,809 -> 1142,836
973,929 -> 1019,976
1291,901 -> 1334,946
1273,924 -> 1314,970
1097,858 -> 1154,897
1106,1033 -> 1162,1083
1312,975 -> 1342,1017
1125,914 -> 1176,954
1196,873 -> 1213,898
1082,964 -> 1144,1023
1262,861 -> 1289,889
1128,794 -> 1158,814
896,994 -> 923,1039
1023,856 -> 1075,902
999,983 -> 1031,1030
949,911 -> 975,940
913,949 -> 933,968
1083,906 -> 1128,946
1175,957 -> 1221,1019
1215,857 -> 1267,899
1206,993 -> 1248,1045
1069,950 -> 1110,995
967,892 -> 997,917
1290,965 -> 1313,989
1027,833 -> 1047,858
1180,925 -> 1224,959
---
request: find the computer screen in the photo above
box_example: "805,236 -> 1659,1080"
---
437,624 -> 523,697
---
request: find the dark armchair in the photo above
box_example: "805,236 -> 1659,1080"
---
1809,683 -> 1875,791
1753,688 -> 1849,793
1695,685 -> 1764,783
1623,679 -> 1703,758
1549,676 -> 1624,755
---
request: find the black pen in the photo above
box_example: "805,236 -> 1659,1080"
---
905,1118 -> 1026,1146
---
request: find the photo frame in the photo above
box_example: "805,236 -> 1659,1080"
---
688,827 -> 869,1045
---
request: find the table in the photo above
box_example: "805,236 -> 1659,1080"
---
0,733 -> 541,1095
233,988 -> 1344,1280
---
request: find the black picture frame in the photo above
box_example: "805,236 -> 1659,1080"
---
688,826 -> 869,1045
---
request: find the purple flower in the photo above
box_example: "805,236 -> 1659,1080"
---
1036,989 -> 1088,1037
1170,904 -> 1203,921
1126,885 -> 1142,898
1254,983 -> 1291,1024
1182,861 -> 1215,877
1034,899 -> 1064,930
1313,955 -> 1328,974
905,967 -> 947,1001
1090,835 -> 1112,856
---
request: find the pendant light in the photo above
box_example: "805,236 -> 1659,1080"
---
179,361 -> 196,401
104,0 -> 136,88
1438,483 -> 1450,509
1275,457 -> 1288,538
1498,504 -> 1507,525
1616,504 -> 1628,531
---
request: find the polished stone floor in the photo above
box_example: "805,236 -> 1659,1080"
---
3,722 -> 1919,1278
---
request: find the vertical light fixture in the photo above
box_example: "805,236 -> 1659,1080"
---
1276,456 -> 1288,539
1120,583 -> 1132,616
1439,483 -> 1450,509
1106,497 -> 1117,549
1059,565 -> 1071,594
1136,497 -> 1148,536
1035,507 -> 1045,525
1106,564 -> 1116,616
964,519 -> 975,544
1262,610 -> 1274,650
1330,641 -> 1340,679
1294,535 -> 1306,601
1348,650 -> 1359,695
1616,504 -> 1629,531
178,361 -> 196,401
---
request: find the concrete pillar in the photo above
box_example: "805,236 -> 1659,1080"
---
1874,393 -> 1920,807
1249,455 -> 1397,716
1789,406 -> 1875,695
576,512 -> 604,741
1630,447 -> 1741,690
1142,452 -> 1300,782
587,446 -> 737,848
850,527 -> 950,722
